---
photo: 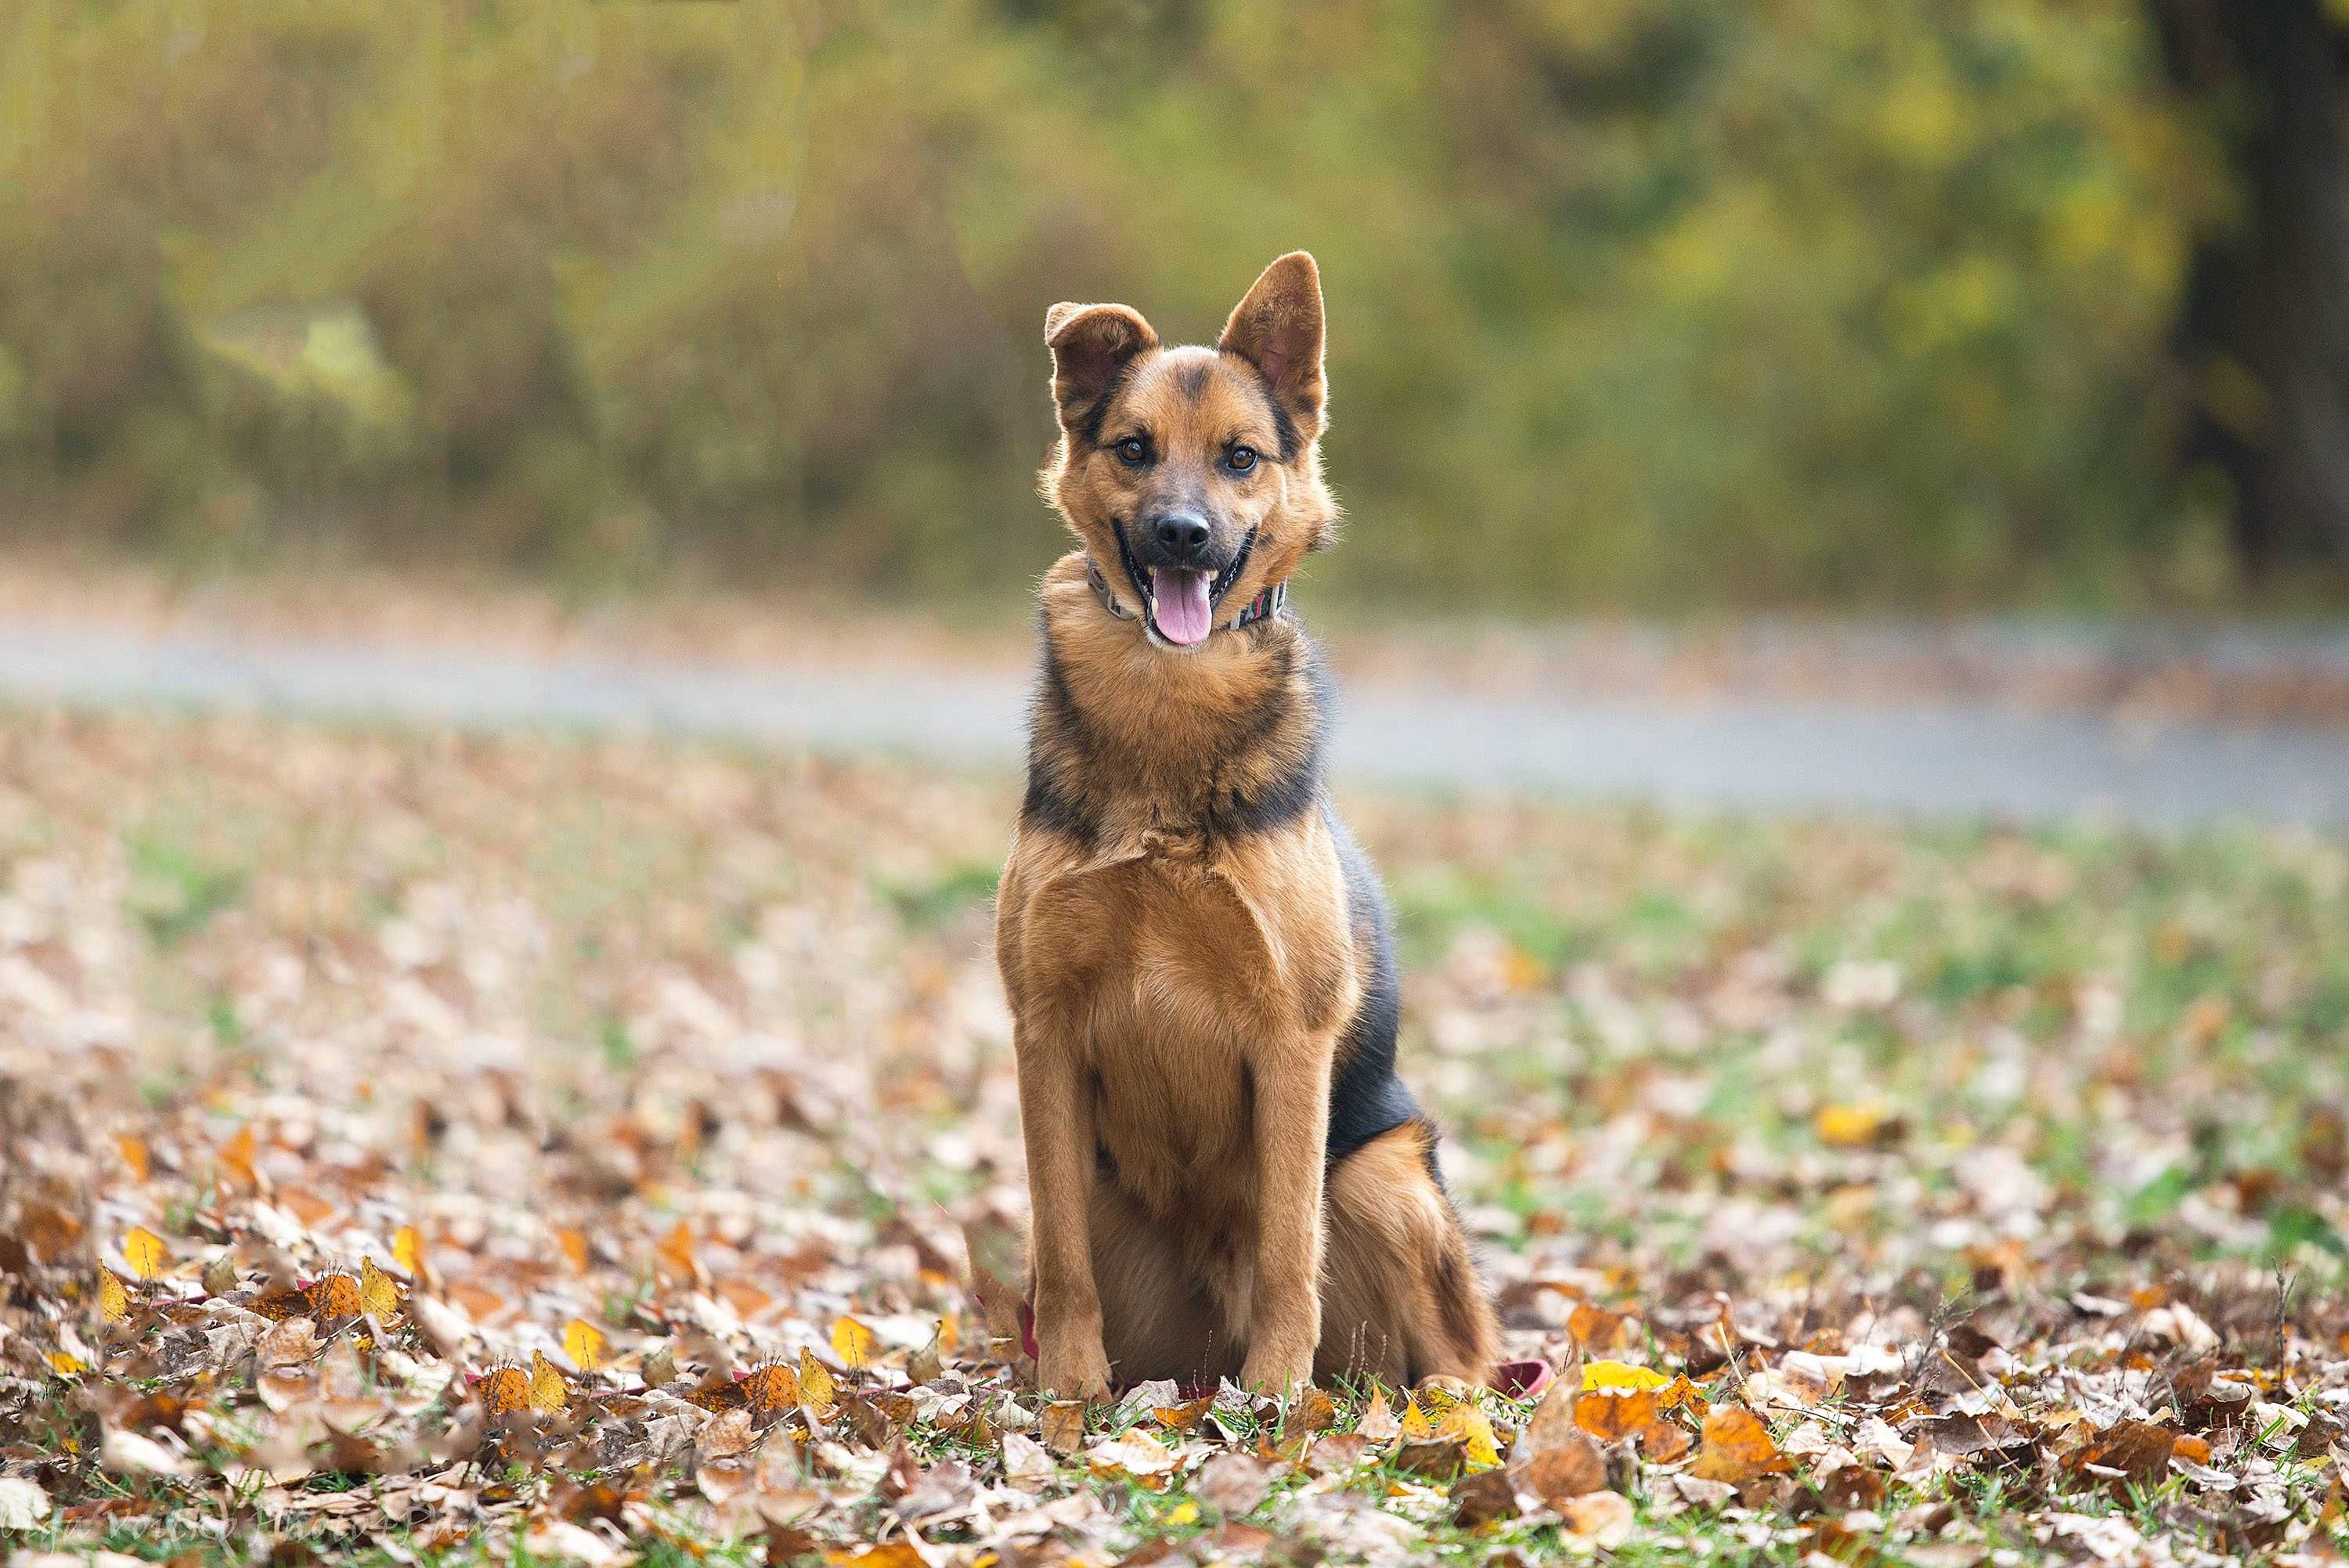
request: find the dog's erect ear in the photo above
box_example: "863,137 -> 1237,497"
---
1045,302 -> 1158,442
1218,251 -> 1326,445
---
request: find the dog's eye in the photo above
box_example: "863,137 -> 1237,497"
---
1114,438 -> 1149,466
1227,445 -> 1258,474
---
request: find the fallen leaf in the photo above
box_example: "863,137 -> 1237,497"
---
796,1346 -> 836,1415
1689,1405 -> 1791,1483
1194,1451 -> 1274,1515
306,1273 -> 363,1318
1358,1385 -> 1402,1441
529,1349 -> 569,1412
1438,1402 -> 1503,1469
393,1224 -> 424,1277
359,1258 -> 402,1320
103,1426 -> 193,1477
1452,1468 -> 1520,1527
1288,1385 -> 1338,1434
0,1476 -> 49,1529
1041,1398 -> 1086,1455
1395,1436 -> 1467,1480
219,1126 -> 258,1188
1575,1388 -> 1661,1443
122,1227 -> 168,1281
830,1314 -> 878,1371
116,1133 -> 150,1181
2071,1420 -> 2176,1484
1561,1488 -> 1636,1545
1582,1359 -> 1669,1392
1002,1429 -> 1055,1487
1814,1102 -> 1889,1147
1154,1394 -> 1215,1433
98,1267 -> 129,1323
563,1317 -> 608,1372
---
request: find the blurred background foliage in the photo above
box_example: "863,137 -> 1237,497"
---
2,0 -> 2340,614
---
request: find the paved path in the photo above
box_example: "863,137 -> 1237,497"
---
2,622 -> 2346,824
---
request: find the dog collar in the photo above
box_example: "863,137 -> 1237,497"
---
1085,557 -> 1286,633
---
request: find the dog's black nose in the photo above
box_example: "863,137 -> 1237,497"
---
1153,514 -> 1211,555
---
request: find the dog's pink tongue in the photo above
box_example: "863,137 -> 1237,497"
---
1151,567 -> 1213,646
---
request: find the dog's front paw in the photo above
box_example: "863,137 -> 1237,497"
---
1036,1337 -> 1113,1404
1239,1343 -> 1314,1400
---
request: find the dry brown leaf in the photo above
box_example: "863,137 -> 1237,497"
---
1395,1436 -> 1467,1481
1452,1468 -> 1520,1527
1194,1451 -> 1274,1516
1040,1398 -> 1086,1455
1358,1385 -> 1402,1442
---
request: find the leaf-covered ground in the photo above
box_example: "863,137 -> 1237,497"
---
1,710 -> 2345,1567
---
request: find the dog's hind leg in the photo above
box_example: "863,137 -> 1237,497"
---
1315,1122 -> 1499,1390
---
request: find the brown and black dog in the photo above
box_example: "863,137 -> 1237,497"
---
994,253 -> 1500,1399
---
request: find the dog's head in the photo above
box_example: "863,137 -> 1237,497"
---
1040,253 -> 1337,650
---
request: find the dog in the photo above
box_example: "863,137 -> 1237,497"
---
994,253 -> 1501,1399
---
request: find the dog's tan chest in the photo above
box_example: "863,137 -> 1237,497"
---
1003,843 -> 1352,1221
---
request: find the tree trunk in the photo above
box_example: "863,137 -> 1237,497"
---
2154,0 -> 2349,571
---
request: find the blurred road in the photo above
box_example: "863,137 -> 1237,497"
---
3,622 -> 2347,824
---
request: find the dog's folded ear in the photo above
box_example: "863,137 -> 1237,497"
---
1045,303 -> 1158,440
1219,251 -> 1326,447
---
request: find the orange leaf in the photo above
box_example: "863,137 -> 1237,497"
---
115,1134 -> 150,1183
219,1126 -> 258,1188
1688,1405 -> 1791,1483
741,1361 -> 799,1414
479,1365 -> 531,1415
1574,1388 -> 1661,1444
1041,1398 -> 1086,1455
306,1273 -> 363,1318
555,1227 -> 589,1274
655,1221 -> 695,1281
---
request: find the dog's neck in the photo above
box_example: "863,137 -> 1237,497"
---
1027,550 -> 1323,844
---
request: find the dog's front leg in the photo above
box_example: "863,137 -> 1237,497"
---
1239,1043 -> 1334,1396
1016,1019 -> 1113,1400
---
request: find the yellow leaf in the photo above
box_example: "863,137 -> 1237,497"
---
98,1268 -> 129,1324
1438,1403 -> 1503,1469
359,1258 -> 402,1319
1164,1500 -> 1200,1527
529,1349 -> 569,1412
122,1227 -> 169,1281
797,1346 -> 836,1415
564,1317 -> 608,1372
1398,1397 -> 1438,1440
830,1314 -> 877,1371
1581,1359 -> 1669,1392
1814,1102 -> 1889,1148
392,1224 -> 424,1278
45,1350 -> 87,1376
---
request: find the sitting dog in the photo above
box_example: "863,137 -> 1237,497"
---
994,253 -> 1501,1398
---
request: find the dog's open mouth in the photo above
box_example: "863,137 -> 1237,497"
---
1117,528 -> 1255,648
